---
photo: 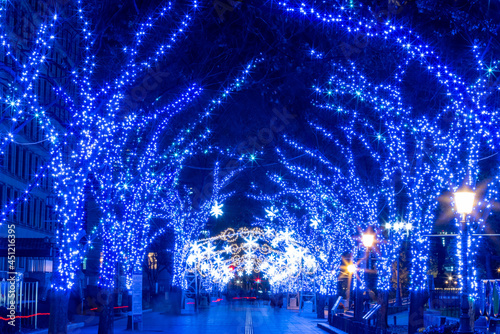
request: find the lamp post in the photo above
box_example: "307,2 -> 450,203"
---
385,221 -> 412,307
454,189 -> 475,334
346,263 -> 356,312
354,232 -> 375,321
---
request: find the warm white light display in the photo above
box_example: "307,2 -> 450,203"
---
180,227 -> 318,293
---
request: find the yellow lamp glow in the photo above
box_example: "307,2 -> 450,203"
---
362,233 -> 375,248
454,190 -> 475,215
347,264 -> 356,274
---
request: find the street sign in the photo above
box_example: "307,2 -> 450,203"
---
132,273 -> 142,323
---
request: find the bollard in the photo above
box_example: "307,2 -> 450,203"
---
394,315 -> 397,326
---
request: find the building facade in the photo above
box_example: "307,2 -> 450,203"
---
0,0 -> 80,299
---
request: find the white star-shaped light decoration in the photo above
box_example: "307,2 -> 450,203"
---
310,216 -> 320,229
244,247 -> 255,256
244,260 -> 253,275
264,226 -> 274,236
186,254 -> 197,266
244,235 -> 259,249
213,254 -> 223,266
265,206 -> 278,221
281,228 -> 294,243
191,242 -> 202,256
211,201 -> 224,218
223,244 -> 232,254
203,243 -> 216,257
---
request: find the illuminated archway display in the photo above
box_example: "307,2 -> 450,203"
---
182,227 -> 318,293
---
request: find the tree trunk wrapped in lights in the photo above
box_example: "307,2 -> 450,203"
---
0,1 -> 202,332
1,1 -> 499,333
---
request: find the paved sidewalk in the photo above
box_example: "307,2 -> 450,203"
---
65,303 -> 327,334
251,307 -> 326,334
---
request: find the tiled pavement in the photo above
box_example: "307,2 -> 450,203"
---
66,302 -> 329,334
251,306 -> 326,334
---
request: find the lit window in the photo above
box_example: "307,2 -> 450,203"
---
28,258 -> 53,272
148,252 -> 157,270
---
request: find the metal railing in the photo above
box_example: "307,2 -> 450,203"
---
330,303 -> 380,334
428,288 -> 460,318
0,280 -> 39,329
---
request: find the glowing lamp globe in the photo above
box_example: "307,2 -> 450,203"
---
361,233 -> 375,248
347,264 -> 356,274
454,191 -> 475,215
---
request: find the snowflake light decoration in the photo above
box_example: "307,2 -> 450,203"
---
211,201 -> 224,218
265,206 -> 279,221
244,235 -> 259,249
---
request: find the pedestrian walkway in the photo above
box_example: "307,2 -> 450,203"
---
66,302 -> 328,334
250,306 -> 326,334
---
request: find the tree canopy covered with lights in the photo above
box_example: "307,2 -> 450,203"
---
1,0 -> 500,332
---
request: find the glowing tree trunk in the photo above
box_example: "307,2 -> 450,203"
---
49,179 -> 88,334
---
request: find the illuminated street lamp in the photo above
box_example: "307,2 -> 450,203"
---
454,190 -> 475,220
454,189 -> 475,334
362,233 -> 375,248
